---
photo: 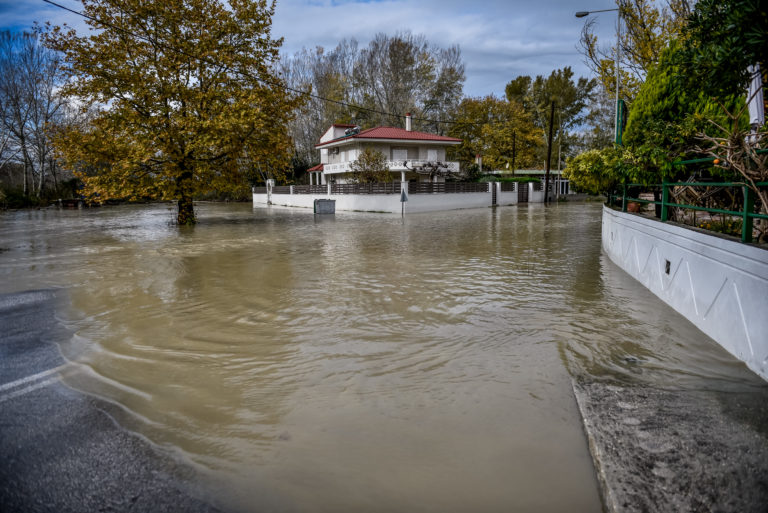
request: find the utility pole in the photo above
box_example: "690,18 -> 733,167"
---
544,101 -> 555,204
512,131 -> 516,173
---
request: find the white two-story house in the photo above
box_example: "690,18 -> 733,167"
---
308,114 -> 462,185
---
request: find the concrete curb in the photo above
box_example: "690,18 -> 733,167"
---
572,379 -> 768,512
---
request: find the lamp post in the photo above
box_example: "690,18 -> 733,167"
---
576,5 -> 622,144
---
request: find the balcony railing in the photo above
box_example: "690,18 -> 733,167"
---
323,161 -> 460,174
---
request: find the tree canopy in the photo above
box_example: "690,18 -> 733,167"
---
505,67 -> 598,166
348,148 -> 391,184
447,96 -> 542,174
46,0 -> 301,224
0,29 -> 69,201
281,33 -> 465,173
579,0 -> 690,102
568,0 -> 766,196
678,0 -> 767,99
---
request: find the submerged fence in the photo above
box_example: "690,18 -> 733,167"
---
609,181 -> 768,243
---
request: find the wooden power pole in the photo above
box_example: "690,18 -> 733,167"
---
544,101 -> 555,204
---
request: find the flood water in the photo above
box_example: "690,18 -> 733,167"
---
1,202 -> 765,512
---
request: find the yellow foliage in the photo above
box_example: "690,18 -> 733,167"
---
45,0 -> 304,223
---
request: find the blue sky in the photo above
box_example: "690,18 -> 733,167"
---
0,0 -> 619,97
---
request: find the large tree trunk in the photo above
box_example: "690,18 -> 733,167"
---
177,194 -> 195,225
176,170 -> 196,225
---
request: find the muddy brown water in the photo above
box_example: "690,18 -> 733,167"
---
1,202 -> 764,512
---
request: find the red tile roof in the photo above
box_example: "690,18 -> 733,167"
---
315,126 -> 461,147
307,164 -> 324,172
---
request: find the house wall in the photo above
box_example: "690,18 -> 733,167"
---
602,205 -> 768,381
322,142 -> 449,166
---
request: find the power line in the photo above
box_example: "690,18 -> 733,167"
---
42,0 -> 470,127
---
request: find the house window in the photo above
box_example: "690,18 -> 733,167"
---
392,147 -> 407,161
427,149 -> 437,161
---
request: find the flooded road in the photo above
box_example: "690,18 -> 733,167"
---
1,202 -> 764,512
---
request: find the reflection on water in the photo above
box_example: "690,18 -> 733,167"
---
1,202 -> 765,512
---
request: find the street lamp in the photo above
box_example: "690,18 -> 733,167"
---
576,6 -> 622,144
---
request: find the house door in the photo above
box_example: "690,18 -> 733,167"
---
518,182 -> 529,203
492,182 -> 497,205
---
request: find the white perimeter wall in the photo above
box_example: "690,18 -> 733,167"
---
253,191 -> 492,213
253,183 -> 554,213
602,206 -> 768,381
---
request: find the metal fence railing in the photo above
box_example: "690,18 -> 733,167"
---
331,182 -> 401,195
409,182 -> 489,194
293,185 -> 328,194
609,182 -> 768,243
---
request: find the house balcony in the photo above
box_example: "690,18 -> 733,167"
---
323,160 -> 460,175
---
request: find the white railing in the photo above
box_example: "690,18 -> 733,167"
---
325,162 -> 351,173
323,161 -> 460,174
389,160 -> 460,173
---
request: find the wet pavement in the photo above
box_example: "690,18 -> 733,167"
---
0,289 -> 219,513
573,379 -> 768,513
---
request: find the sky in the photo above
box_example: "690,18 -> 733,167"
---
0,0 -> 619,98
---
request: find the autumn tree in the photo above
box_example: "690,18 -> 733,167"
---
505,67 -> 597,166
46,0 -> 302,224
573,86 -> 616,152
348,148 -> 391,183
447,96 -> 542,173
578,0 -> 690,102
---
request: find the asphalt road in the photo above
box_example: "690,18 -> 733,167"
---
0,289 -> 221,513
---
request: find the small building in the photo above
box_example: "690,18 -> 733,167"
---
309,114 -> 462,185
486,169 -> 572,196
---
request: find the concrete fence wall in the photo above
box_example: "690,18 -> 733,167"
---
602,206 -> 768,381
254,182 -> 558,213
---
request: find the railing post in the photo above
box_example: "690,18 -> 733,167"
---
621,183 -> 627,212
327,182 -> 331,196
742,185 -> 754,243
661,183 -> 669,222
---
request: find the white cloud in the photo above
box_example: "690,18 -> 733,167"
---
273,0 -> 617,96
1,0 -> 618,97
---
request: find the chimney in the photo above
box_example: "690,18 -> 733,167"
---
405,113 -> 412,132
